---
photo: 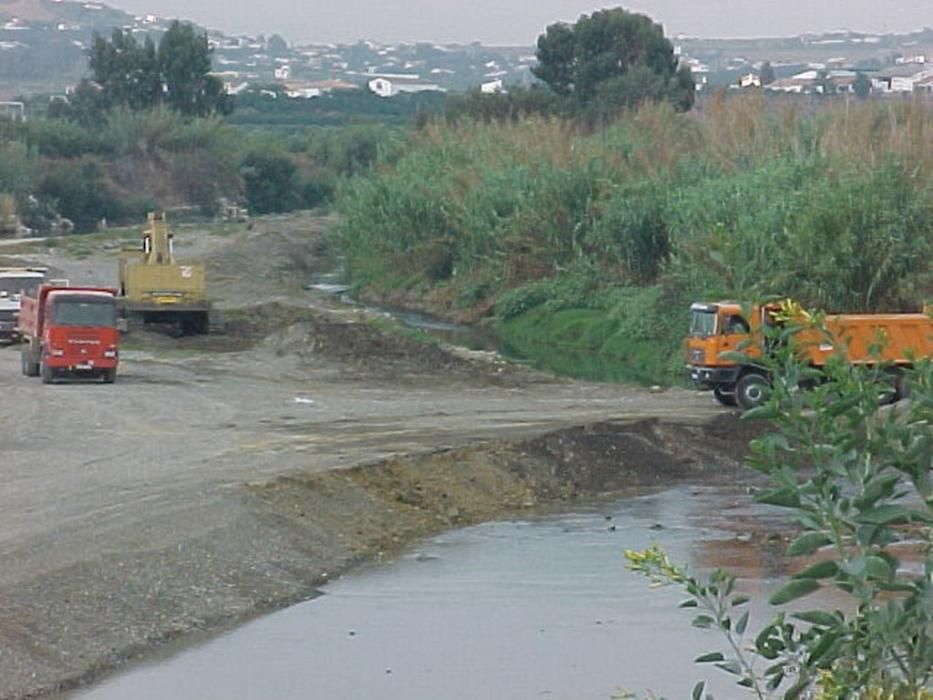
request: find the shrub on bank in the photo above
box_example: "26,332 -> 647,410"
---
338,98 -> 933,385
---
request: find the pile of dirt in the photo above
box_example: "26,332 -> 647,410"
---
220,302 -> 524,384
200,214 -> 338,309
249,416 -> 758,578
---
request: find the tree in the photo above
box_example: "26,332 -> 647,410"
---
532,8 -> 695,117
265,34 -> 289,58
60,21 -> 230,123
158,21 -> 230,117
86,29 -> 161,112
759,60 -> 776,86
241,151 -> 300,214
854,71 -> 872,99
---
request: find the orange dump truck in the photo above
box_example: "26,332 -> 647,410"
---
17,284 -> 120,384
685,300 -> 932,410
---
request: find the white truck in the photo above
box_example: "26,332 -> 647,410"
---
0,268 -> 46,343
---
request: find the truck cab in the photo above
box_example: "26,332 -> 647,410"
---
686,302 -> 754,383
18,285 -> 120,383
686,301 -> 779,409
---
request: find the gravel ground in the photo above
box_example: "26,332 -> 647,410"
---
0,214 -> 738,699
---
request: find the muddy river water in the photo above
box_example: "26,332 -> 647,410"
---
69,476 -> 837,700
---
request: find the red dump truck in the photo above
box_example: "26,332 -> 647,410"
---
686,300 -> 932,410
17,284 -> 120,383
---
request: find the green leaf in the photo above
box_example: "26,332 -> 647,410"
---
679,599 -> 699,608
766,671 -> 784,691
715,660 -> 742,675
806,629 -> 842,666
864,555 -> 893,581
856,505 -> 911,526
692,614 -> 715,629
730,594 -> 750,607
692,681 -> 705,700
737,677 -> 754,688
695,652 -> 725,663
787,532 -> 831,556
765,661 -> 788,676
792,610 -> 839,627
769,578 -> 820,605
743,404 -> 779,421
839,556 -> 866,577
735,610 -> 750,635
793,560 -> 838,580
853,474 -> 900,510
756,487 -> 801,508
784,677 -> 810,700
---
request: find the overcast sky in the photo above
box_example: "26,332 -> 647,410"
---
108,1 -> 933,45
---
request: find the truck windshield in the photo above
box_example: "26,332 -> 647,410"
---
689,309 -> 717,337
52,298 -> 116,327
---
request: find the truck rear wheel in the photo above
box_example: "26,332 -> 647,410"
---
22,347 -> 39,377
735,373 -> 769,411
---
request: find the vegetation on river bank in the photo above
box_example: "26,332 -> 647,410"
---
338,96 -> 933,385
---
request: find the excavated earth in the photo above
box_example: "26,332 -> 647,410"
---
0,214 -> 764,699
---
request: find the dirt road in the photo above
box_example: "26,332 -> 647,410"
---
0,214 -> 727,699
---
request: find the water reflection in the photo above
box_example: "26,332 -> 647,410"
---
72,479 -> 844,700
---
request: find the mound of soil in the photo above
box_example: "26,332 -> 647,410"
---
242,303 -> 519,384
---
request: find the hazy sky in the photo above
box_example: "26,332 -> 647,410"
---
108,1 -> 933,45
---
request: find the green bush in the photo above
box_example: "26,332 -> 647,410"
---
627,345 -> 932,698
241,150 -> 300,214
37,158 -> 124,232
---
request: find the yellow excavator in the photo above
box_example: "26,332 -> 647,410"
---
117,213 -> 214,334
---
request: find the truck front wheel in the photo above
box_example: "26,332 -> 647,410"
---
40,354 -> 54,384
735,373 -> 769,411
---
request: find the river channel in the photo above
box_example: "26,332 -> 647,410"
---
70,477 -> 828,700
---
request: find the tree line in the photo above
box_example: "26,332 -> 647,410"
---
52,20 -> 230,127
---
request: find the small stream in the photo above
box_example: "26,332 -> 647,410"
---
305,278 -> 502,352
71,477 -> 838,700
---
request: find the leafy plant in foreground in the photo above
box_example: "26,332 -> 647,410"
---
626,332 -> 932,698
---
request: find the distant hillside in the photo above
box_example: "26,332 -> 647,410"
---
0,0 -> 929,103
0,0 -> 55,22
0,0 -> 141,97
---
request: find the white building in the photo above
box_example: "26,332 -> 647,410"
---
480,78 -> 503,94
368,76 -> 443,97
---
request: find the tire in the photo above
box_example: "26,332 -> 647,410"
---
893,372 -> 911,402
735,373 -> 770,411
102,368 -> 116,384
713,386 -> 737,407
22,346 -> 39,377
40,353 -> 53,384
